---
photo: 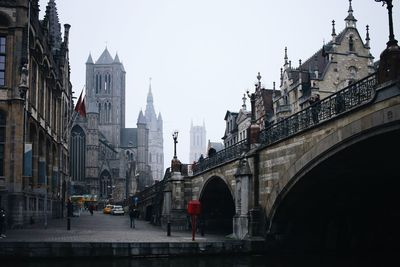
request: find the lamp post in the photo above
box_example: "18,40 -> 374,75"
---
172,130 -> 178,159
375,0 -> 400,83
375,0 -> 398,46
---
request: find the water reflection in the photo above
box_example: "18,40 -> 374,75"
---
7,254 -> 390,267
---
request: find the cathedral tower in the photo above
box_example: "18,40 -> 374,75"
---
189,121 -> 206,163
85,48 -> 126,147
144,79 -> 164,181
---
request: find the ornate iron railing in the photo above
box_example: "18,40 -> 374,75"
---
189,73 -> 376,175
260,73 -> 377,146
192,140 -> 249,175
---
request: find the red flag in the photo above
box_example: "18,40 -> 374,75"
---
79,97 -> 86,117
74,90 -> 86,117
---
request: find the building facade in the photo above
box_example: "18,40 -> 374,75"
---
273,1 -> 375,122
0,0 -> 73,227
70,49 -> 164,204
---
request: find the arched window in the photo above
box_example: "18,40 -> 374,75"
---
349,36 -> 354,52
98,103 -> 102,122
0,110 -> 5,176
108,103 -> 111,122
95,74 -> 99,94
70,126 -> 85,182
107,74 -> 111,93
104,103 -> 108,123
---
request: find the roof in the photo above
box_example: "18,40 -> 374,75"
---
96,47 -> 114,64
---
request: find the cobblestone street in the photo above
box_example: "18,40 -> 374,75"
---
0,210 -> 226,243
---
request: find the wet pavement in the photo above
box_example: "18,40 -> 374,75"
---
0,210 -> 228,243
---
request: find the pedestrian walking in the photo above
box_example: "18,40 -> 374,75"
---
88,204 -> 94,215
129,205 -> 136,229
0,207 -> 6,238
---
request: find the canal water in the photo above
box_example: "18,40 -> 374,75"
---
7,253 -> 389,267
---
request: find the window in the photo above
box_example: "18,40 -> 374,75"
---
70,126 -> 85,182
349,36 -> 354,52
0,110 -> 5,176
30,61 -> 37,106
108,103 -> 111,122
0,36 -> 6,86
95,74 -> 99,94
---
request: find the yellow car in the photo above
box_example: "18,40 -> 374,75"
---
103,204 -> 114,214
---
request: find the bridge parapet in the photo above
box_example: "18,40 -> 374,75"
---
192,140 -> 248,175
191,73 -> 377,175
261,73 -> 377,146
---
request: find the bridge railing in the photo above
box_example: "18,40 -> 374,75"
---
135,175 -> 168,206
260,73 -> 377,146
192,140 -> 249,175
189,73 -> 377,175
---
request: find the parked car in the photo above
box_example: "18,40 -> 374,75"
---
111,205 -> 124,216
103,204 -> 114,214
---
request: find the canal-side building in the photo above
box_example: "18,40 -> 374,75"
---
273,0 -> 376,122
0,0 -> 73,227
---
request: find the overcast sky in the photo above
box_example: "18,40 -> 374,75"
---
39,0 -> 398,168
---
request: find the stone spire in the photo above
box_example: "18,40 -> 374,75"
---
114,53 -> 121,63
241,93 -> 247,111
137,110 -> 146,125
365,25 -> 371,49
284,47 -> 289,67
86,53 -> 94,64
345,0 -> 357,28
43,0 -> 62,53
331,20 -> 337,42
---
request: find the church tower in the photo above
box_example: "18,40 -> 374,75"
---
85,48 -> 126,147
144,79 -> 164,181
189,121 -> 206,163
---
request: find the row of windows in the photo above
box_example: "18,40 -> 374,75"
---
98,102 -> 112,123
95,73 -> 112,94
0,36 -> 6,86
29,60 -> 60,132
0,110 -> 5,176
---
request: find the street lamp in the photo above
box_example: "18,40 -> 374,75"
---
374,0 -> 400,83
375,0 -> 398,46
172,130 -> 179,159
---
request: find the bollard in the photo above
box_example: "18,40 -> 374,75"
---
167,222 -> 171,236
67,217 -> 71,230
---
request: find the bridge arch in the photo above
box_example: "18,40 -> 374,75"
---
199,175 -> 235,234
268,122 -> 400,252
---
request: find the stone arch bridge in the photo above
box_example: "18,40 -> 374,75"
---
135,73 -> 400,251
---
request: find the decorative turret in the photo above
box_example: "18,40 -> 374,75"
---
365,25 -> 371,49
114,53 -> 121,64
241,93 -> 247,111
43,0 -> 62,53
331,20 -> 337,42
284,47 -> 289,68
86,53 -> 94,64
345,0 -> 357,28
